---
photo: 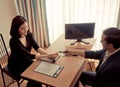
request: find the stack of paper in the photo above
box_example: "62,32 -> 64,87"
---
40,55 -> 61,63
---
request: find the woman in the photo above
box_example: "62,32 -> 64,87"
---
8,15 -> 58,87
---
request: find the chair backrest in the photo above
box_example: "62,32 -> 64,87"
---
0,34 -> 24,87
0,34 -> 9,69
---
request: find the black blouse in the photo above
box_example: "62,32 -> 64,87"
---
8,32 -> 40,78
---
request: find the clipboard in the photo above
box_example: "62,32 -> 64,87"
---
34,61 -> 64,78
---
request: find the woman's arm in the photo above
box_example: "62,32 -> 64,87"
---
37,48 -> 48,55
27,32 -> 48,55
27,33 -> 58,59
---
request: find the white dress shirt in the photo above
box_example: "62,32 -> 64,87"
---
100,48 -> 120,67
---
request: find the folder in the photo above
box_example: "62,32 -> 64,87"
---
34,61 -> 64,78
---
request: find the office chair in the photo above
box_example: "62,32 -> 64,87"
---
0,34 -> 24,87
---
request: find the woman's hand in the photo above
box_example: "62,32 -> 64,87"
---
35,52 -> 60,60
35,53 -> 41,60
48,52 -> 58,59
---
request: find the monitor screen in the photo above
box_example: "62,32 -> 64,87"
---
65,23 -> 95,40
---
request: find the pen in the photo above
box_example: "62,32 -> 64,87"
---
54,55 -> 61,61
53,66 -> 64,78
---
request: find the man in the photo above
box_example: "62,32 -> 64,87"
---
65,27 -> 120,87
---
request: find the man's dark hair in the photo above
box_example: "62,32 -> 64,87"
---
10,15 -> 28,38
103,27 -> 120,49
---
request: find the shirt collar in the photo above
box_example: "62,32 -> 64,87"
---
105,48 -> 120,57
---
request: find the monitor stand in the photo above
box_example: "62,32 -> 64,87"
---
70,38 -> 89,45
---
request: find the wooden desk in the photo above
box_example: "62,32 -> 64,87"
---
21,34 -> 96,87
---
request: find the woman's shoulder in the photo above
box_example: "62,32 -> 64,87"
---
9,37 -> 20,46
10,37 -> 18,41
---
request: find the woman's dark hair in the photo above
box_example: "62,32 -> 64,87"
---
10,15 -> 28,38
103,27 -> 120,49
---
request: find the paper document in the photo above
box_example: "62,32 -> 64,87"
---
40,54 -> 61,63
34,61 -> 64,78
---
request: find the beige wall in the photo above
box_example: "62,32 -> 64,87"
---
0,0 -> 17,48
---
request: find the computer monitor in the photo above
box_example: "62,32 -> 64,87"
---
65,22 -> 95,44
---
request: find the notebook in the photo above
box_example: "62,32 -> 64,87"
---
34,61 -> 64,78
